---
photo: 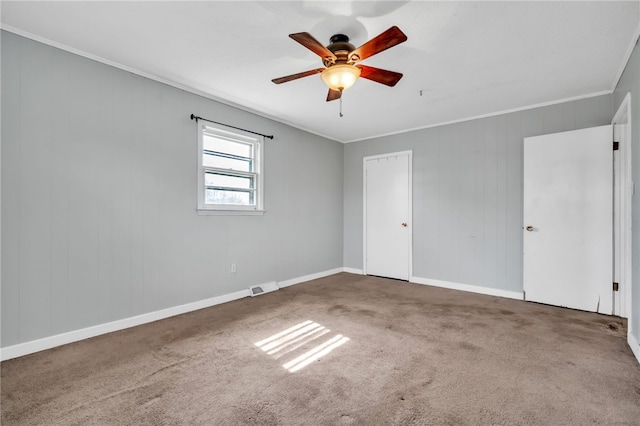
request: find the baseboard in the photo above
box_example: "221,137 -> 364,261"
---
0,288 -> 251,361
628,331 -> 640,366
1,267 -> 346,362
410,276 -> 523,300
277,267 -> 344,288
342,267 -> 363,275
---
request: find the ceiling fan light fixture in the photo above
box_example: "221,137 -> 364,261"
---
321,64 -> 361,91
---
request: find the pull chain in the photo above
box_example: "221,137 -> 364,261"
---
339,95 -> 343,118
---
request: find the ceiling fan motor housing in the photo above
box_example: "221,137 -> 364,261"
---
324,34 -> 357,66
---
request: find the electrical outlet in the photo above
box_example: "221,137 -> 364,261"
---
230,263 -> 237,274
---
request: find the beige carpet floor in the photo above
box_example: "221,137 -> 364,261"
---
2,273 -> 640,425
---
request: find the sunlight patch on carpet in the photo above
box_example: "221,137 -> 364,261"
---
283,334 -> 350,372
255,320 -> 350,372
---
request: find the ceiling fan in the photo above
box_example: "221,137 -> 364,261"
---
272,26 -> 407,102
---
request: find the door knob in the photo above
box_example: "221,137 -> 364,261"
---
401,222 -> 408,227
525,226 -> 534,231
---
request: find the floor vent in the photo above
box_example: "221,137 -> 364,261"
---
249,281 -> 279,297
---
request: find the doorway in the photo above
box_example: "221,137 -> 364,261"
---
363,151 -> 412,280
612,93 -> 633,321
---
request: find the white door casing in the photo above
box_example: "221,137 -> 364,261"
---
363,151 -> 412,280
523,125 -> 613,313
614,129 -> 621,314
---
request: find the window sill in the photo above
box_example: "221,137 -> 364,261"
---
197,209 -> 266,216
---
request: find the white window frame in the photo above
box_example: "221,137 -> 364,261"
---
197,121 -> 264,215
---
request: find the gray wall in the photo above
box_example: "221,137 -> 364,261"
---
344,95 -> 613,293
614,37 -> 640,346
1,31 -> 344,348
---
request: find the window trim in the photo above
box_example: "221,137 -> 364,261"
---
197,122 -> 265,214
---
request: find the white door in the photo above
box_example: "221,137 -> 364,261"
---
523,125 -> 613,313
364,151 -> 412,280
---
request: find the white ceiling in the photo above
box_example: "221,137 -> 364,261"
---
2,1 -> 639,143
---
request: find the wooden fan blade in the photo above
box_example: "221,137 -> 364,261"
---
326,89 -> 342,102
272,68 -> 325,84
349,26 -> 407,62
357,65 -> 403,87
289,32 -> 337,61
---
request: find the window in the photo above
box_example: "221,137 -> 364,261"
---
197,122 -> 264,214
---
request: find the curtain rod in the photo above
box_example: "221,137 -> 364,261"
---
190,114 -> 274,139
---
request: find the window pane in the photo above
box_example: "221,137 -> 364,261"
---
205,172 -> 253,189
198,123 -> 262,211
205,189 -> 253,205
203,134 -> 252,158
203,153 -> 252,171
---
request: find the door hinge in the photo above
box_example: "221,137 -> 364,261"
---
613,282 -> 619,292
613,141 -> 619,151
